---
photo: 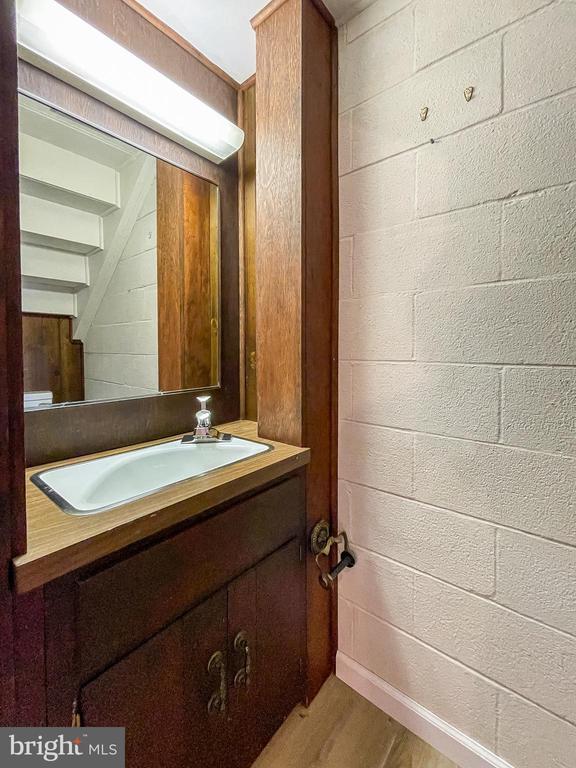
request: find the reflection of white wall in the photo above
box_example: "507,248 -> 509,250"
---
84,173 -> 158,401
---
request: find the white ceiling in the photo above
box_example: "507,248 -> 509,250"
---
137,0 -> 375,84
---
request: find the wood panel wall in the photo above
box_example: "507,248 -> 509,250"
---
0,0 -> 25,725
22,315 -> 84,404
253,0 -> 337,700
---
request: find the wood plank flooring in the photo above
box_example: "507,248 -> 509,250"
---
252,676 -> 459,768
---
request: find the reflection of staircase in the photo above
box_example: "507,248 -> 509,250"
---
19,98 -> 144,321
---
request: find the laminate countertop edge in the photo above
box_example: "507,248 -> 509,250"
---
13,421 -> 310,594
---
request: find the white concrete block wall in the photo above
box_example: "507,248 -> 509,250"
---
337,1 -> 576,765
84,173 -> 158,400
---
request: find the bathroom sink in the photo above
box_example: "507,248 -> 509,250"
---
31,436 -> 272,515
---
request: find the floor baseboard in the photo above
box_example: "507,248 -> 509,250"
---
336,652 -> 514,768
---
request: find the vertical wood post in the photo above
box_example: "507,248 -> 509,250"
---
252,0 -> 338,700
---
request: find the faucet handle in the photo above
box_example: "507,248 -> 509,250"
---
195,395 -> 212,434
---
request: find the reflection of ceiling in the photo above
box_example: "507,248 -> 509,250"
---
137,0 -> 375,84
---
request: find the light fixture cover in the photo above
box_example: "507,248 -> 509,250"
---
16,0 -> 244,164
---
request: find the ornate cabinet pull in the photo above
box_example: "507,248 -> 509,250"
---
207,650 -> 227,715
233,630 -> 251,688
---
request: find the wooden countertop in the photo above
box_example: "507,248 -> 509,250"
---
13,421 -> 310,594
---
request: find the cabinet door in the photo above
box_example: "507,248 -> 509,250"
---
80,589 -> 228,768
256,538 -> 305,740
228,568 -> 260,768
228,538 -> 305,768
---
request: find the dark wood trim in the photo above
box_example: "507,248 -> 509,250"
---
251,0 -> 335,30
19,64 -> 240,466
239,84 -> 257,421
254,0 -> 337,701
118,0 -> 241,90
0,0 -> 25,726
238,90 -> 247,417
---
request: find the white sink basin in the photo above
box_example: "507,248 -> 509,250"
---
31,436 -> 272,515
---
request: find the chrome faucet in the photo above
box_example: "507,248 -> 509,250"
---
180,396 -> 232,444
194,395 -> 212,437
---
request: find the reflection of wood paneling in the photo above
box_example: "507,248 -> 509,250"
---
22,315 -> 84,404
157,160 -> 219,393
253,0 -> 337,701
240,84 -> 257,420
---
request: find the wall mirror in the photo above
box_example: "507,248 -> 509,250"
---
19,93 -> 221,411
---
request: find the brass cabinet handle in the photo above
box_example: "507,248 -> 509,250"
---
207,650 -> 227,715
233,630 -> 251,688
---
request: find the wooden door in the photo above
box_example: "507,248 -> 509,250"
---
80,589 -> 228,768
22,314 -> 84,404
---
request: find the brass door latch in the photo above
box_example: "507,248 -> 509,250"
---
310,520 -> 356,590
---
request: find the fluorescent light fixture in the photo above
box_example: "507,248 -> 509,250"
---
16,0 -> 244,164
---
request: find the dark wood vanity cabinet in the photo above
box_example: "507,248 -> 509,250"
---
41,473 -> 306,768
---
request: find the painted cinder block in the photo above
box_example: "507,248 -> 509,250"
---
353,204 -> 501,295
339,361 -> 353,420
340,152 -> 415,237
339,421 -> 413,495
346,0 -> 412,42
413,576 -> 576,724
504,2 -> 576,111
347,482 -> 496,594
339,237 -> 353,299
496,529 -> 576,636
413,434 -> 576,544
340,548 -> 414,631
414,278 -> 576,365
353,607 -> 498,749
339,112 -> 352,176
352,362 -> 500,440
338,597 -> 354,657
350,37 -> 501,169
416,93 -> 576,217
339,7 -> 413,112
340,294 -> 413,361
498,692 -> 576,768
501,366 -> 576,456
415,0 -> 550,69
501,184 -> 576,279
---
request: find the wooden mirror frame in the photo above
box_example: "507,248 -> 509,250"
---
21,63 -> 240,467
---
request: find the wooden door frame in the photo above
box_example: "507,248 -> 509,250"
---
252,0 -> 338,701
